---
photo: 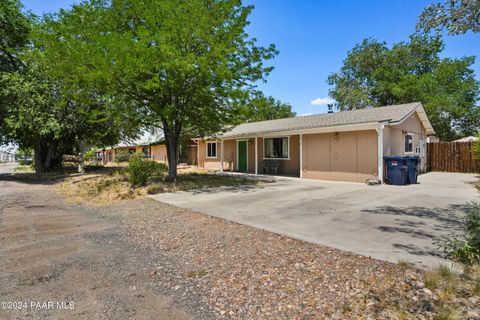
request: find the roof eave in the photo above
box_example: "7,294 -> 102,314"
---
216,121 -> 381,140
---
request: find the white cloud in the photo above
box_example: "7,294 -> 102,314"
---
297,113 -> 313,117
310,97 -> 334,106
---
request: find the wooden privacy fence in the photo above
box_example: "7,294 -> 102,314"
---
427,142 -> 479,173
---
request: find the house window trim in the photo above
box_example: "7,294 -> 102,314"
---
404,133 -> 414,155
263,136 -> 290,160
236,139 -> 249,172
206,141 -> 218,159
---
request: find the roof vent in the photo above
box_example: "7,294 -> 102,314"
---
327,104 -> 334,114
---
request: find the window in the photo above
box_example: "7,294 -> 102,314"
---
264,137 -> 289,159
142,146 -> 150,157
404,133 -> 414,153
207,142 -> 217,158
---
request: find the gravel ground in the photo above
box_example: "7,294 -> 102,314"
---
1,173 -> 475,319
0,178 -> 208,320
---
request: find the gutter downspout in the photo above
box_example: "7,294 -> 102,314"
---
376,123 -> 385,184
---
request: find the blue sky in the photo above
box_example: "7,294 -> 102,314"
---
22,0 -> 480,116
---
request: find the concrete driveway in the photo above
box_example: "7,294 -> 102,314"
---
150,172 -> 479,268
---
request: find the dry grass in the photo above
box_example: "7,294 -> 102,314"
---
421,265 -> 480,319
13,165 -> 34,173
434,305 -> 460,320
58,168 -> 271,205
396,259 -> 413,270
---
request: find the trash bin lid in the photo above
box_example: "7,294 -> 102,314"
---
383,156 -> 406,161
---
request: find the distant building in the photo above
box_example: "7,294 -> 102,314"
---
98,131 -> 198,165
0,151 -> 16,162
454,136 -> 479,143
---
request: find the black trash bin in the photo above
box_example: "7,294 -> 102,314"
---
384,156 -> 407,185
406,156 -> 419,184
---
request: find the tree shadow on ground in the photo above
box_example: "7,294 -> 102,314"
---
362,205 -> 466,230
0,166 -> 121,186
362,205 -> 467,258
189,184 -> 269,195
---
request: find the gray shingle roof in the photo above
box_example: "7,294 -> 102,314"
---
219,102 -> 429,138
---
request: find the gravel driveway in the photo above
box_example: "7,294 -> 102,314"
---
0,174 -> 439,319
0,163 -> 17,174
150,172 -> 479,268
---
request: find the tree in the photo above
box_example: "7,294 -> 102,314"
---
239,92 -> 296,122
42,0 -> 277,179
418,0 -> 480,35
0,0 -> 31,145
0,0 -> 30,72
0,2 -> 141,173
327,35 -> 479,141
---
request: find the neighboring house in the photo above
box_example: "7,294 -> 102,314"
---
454,136 -> 479,143
99,131 -> 198,164
0,150 -> 16,162
195,102 -> 435,183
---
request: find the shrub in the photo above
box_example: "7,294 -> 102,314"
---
146,184 -> 164,194
18,159 -> 32,166
83,149 -> 96,162
115,150 -> 132,163
442,201 -> 480,265
125,156 -> 168,187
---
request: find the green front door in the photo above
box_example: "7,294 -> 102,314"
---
238,141 -> 247,172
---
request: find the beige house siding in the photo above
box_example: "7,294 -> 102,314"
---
384,112 -> 427,171
151,144 -> 167,162
198,140 -> 222,170
196,111 -> 429,183
302,130 -> 378,183
251,136 -> 300,176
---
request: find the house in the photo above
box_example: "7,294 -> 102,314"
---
99,131 -> 198,165
0,150 -> 16,162
195,102 -> 435,183
454,136 -> 479,143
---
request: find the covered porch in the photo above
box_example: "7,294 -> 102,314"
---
196,135 -> 301,178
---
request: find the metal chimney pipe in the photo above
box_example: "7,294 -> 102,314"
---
327,104 -> 333,114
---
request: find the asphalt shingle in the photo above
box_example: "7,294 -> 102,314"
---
219,102 -> 421,138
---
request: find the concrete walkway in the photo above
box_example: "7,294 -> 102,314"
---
150,172 -> 479,268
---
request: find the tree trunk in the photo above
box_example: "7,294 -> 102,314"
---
165,134 -> 179,180
34,145 -> 47,173
78,141 -> 85,173
45,142 -> 57,169
163,122 -> 181,180
33,142 -> 57,174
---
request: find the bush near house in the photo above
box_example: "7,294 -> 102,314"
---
18,159 -> 32,166
442,201 -> 480,265
125,155 -> 168,187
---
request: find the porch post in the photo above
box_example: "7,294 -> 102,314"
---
220,139 -> 224,172
254,136 -> 258,174
299,134 -> 303,179
197,139 -> 200,167
376,124 -> 384,183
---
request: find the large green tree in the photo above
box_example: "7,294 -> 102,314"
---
42,0 -> 277,179
418,0 -> 480,35
239,92 -> 295,122
0,0 -> 31,145
327,35 -> 479,141
0,0 -> 140,172
0,0 -> 30,72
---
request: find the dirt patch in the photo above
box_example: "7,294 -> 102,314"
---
0,180 -> 201,320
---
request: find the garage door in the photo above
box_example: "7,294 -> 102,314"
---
303,130 -> 378,183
